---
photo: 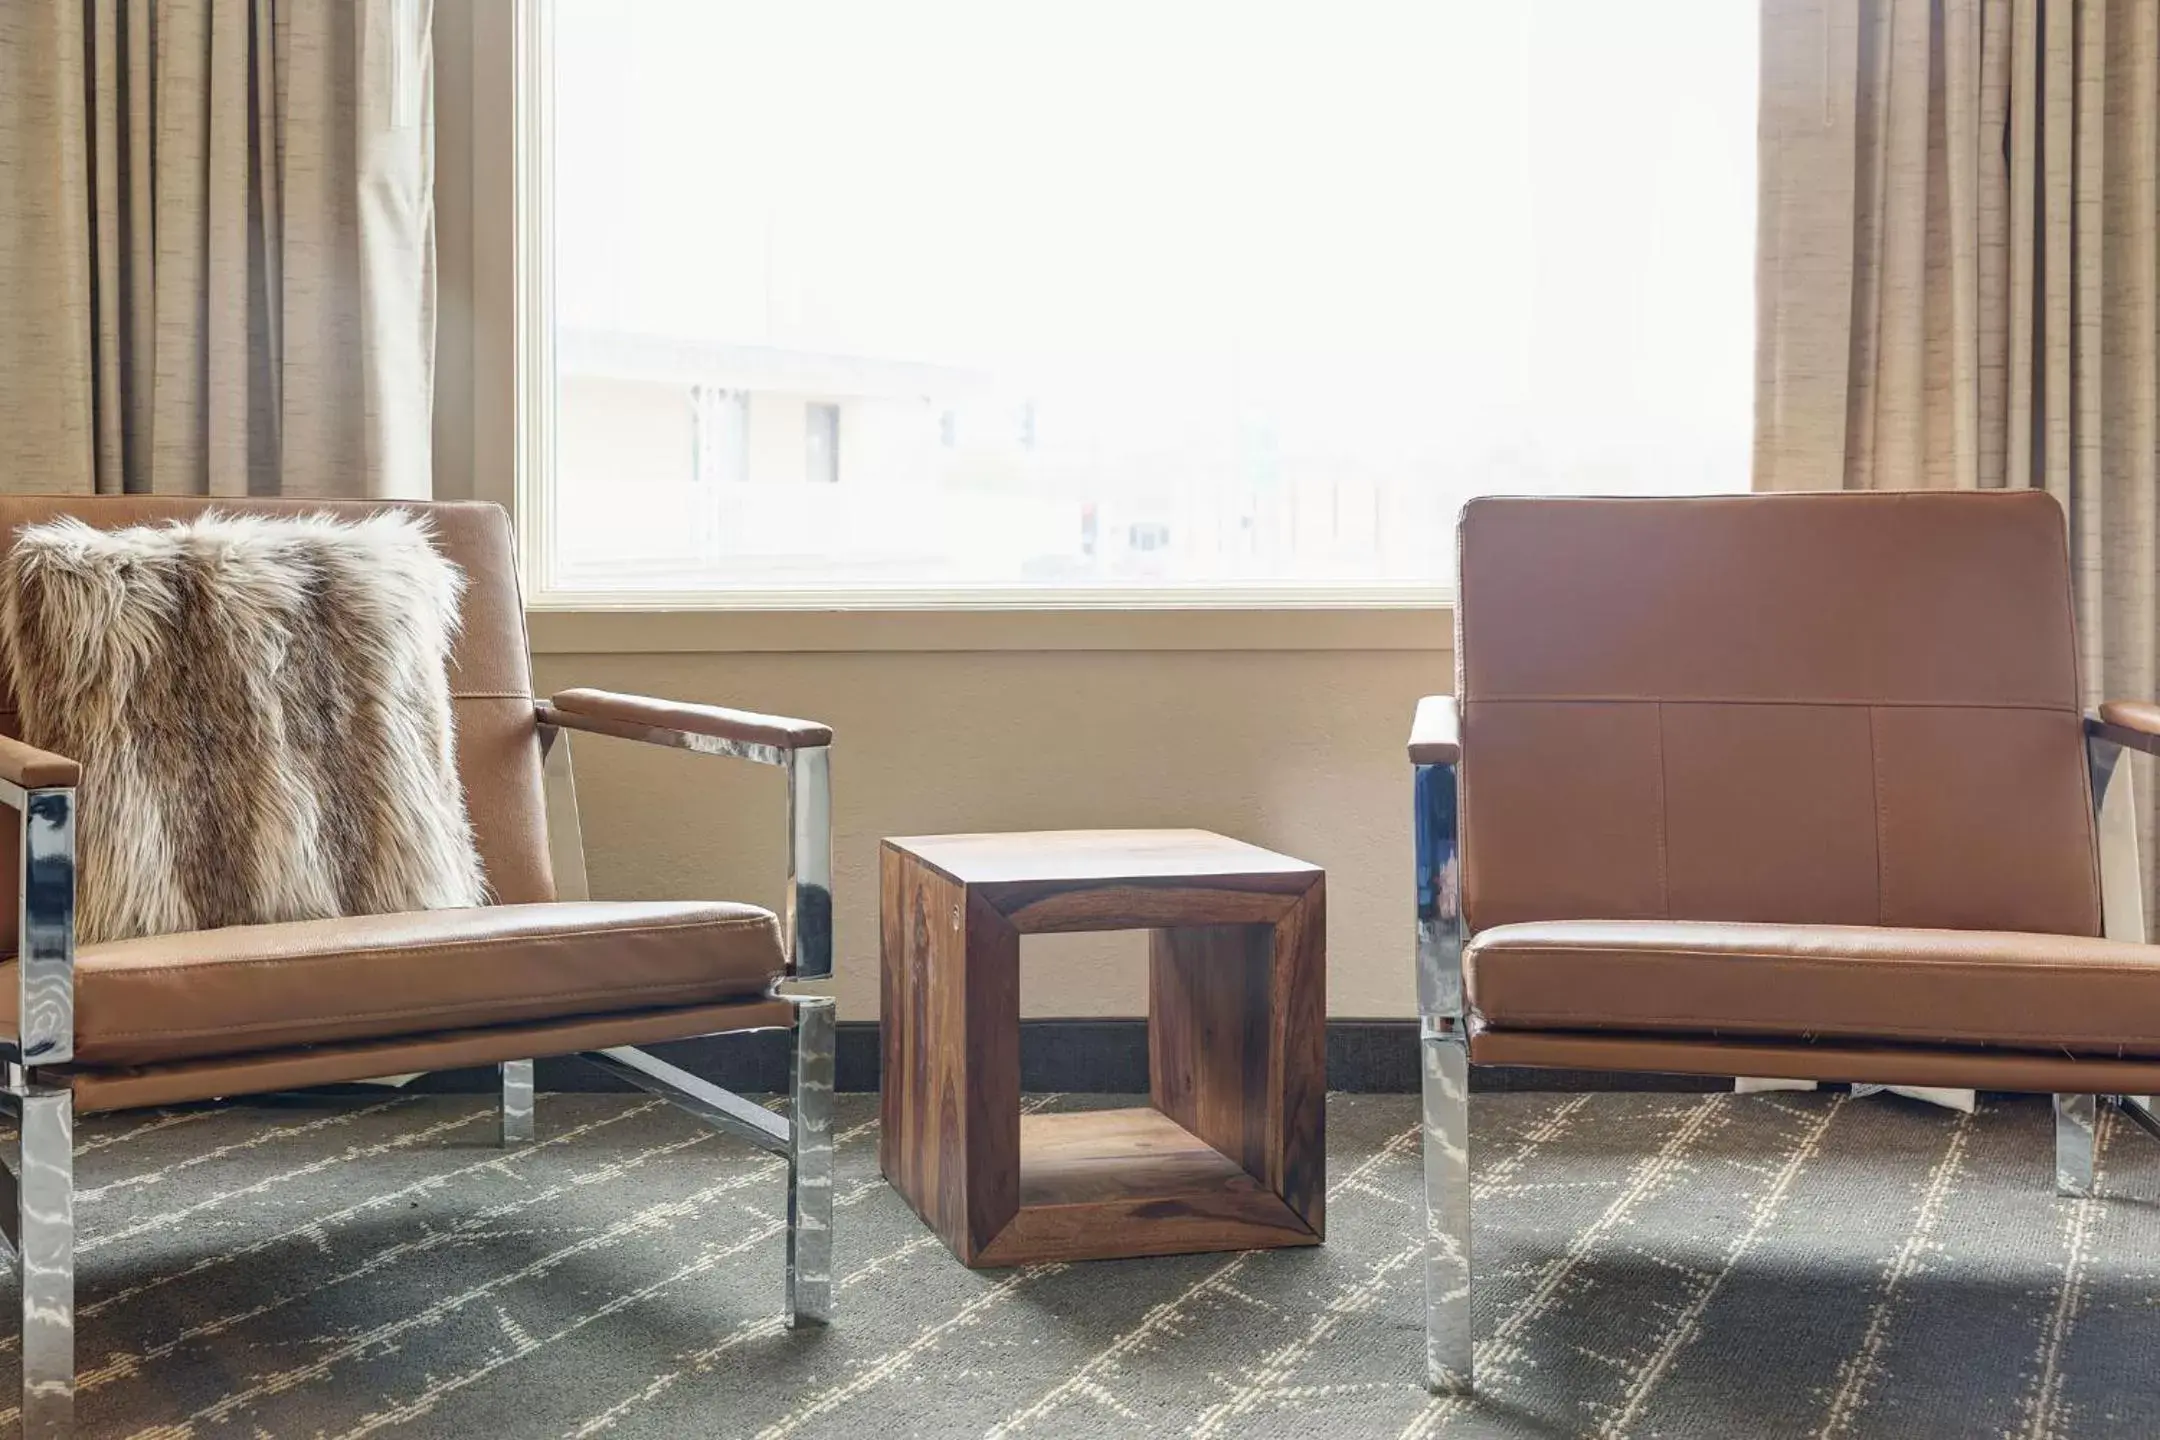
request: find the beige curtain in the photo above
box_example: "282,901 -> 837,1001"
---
1758,0 -> 2160,916
0,1 -> 435,498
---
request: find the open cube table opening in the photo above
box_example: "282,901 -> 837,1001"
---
879,830 -> 1326,1267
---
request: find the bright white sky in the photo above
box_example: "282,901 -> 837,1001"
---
554,0 -> 1757,488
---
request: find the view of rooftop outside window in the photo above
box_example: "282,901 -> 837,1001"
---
544,0 -> 1759,600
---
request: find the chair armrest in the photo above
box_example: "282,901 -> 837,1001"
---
0,759 -> 77,1067
541,688 -> 832,760
0,735 -> 80,792
535,690 -> 834,980
1408,695 -> 1460,765
2091,702 -> 2160,755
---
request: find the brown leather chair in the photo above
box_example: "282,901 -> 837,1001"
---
1409,491 -> 2160,1394
0,497 -> 836,1439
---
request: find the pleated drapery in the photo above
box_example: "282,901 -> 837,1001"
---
0,1 -> 436,498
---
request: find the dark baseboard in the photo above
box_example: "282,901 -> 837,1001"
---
390,1020 -> 1724,1097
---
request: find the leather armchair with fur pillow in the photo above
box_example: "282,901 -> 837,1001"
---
0,497 -> 837,1438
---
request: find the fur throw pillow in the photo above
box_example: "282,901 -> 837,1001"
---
0,511 -> 487,944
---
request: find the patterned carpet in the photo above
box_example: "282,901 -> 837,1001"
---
22,1088 -> 2160,1438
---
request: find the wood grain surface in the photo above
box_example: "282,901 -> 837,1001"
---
880,830 -> 1326,1267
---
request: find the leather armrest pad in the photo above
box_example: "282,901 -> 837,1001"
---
2097,700 -> 2160,738
0,734 -> 80,789
546,688 -> 833,749
2093,701 -> 2160,756
1408,694 -> 1460,765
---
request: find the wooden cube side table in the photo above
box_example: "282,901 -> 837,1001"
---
879,829 -> 1325,1267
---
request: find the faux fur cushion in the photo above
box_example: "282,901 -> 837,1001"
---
0,511 -> 487,944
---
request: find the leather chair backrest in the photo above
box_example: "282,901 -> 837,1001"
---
1455,492 -> 2100,938
0,497 -> 553,953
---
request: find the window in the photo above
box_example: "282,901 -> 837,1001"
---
805,403 -> 841,486
530,0 -> 1757,605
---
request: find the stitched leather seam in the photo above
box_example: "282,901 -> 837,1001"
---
82,999 -> 796,1072
1475,1010 -> 2160,1048
71,916 -> 776,973
93,977 -> 768,1042
1651,700 -> 1669,919
1471,696 -> 2078,712
1866,705 -> 1886,925
1472,1033 -> 2159,1066
1475,946 -> 2158,971
2051,497 -> 2103,937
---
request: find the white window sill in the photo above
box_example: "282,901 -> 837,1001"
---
524,603 -> 1452,654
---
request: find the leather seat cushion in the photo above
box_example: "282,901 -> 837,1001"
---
1468,919 -> 2160,1058
4,901 -> 785,1066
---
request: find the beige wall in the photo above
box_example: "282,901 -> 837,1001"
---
436,1 -> 1449,1020
533,643 -> 1449,1019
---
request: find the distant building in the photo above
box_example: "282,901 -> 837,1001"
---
556,328 -> 1034,585
553,327 -> 1449,592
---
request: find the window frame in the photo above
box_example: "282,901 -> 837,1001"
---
513,2 -> 1757,618
513,0 -> 1462,615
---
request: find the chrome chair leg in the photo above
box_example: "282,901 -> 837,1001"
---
17,1083 -> 74,1439
1412,756 -> 1472,1395
2054,1093 -> 2097,1197
499,1059 -> 535,1146
1421,1020 -> 1473,1394
786,996 -> 836,1327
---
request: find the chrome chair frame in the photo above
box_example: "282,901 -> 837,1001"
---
1413,714 -> 2160,1396
0,716 -> 835,1438
531,719 -> 836,1324
2055,719 -> 2160,1195
2,782 -> 77,1439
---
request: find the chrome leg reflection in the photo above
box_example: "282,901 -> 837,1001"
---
500,1060 -> 535,1146
2055,1093 -> 2097,1197
785,747 -> 834,981
1414,758 -> 1473,1394
17,1084 -> 73,1439
1421,1021 -> 1473,1395
2115,1093 -> 2160,1145
786,996 -> 836,1327
17,791 -> 76,1069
